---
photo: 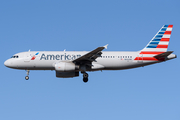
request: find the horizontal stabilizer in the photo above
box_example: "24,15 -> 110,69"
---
154,51 -> 173,60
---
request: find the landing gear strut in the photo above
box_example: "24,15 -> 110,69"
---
83,72 -> 88,83
25,70 -> 29,80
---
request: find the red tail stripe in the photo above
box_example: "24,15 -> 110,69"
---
168,25 -> 173,28
156,45 -> 168,48
164,31 -> 171,34
134,57 -> 158,61
161,38 -> 170,41
140,52 -> 164,54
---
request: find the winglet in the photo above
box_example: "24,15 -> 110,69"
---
104,44 -> 108,49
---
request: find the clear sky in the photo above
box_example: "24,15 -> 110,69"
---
0,0 -> 179,120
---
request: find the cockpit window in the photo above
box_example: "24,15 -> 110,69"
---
11,55 -> 19,58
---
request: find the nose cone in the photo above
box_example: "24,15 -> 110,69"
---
4,59 -> 11,67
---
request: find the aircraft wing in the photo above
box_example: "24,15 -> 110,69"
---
73,44 -> 108,64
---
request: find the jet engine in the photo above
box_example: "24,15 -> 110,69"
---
55,62 -> 79,78
55,62 -> 78,72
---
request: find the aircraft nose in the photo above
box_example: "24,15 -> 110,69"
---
4,59 -> 11,67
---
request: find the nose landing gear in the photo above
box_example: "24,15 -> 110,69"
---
25,70 -> 29,80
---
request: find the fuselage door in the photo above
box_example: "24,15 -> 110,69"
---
24,53 -> 31,62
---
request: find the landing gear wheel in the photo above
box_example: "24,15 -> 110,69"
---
83,78 -> 88,83
25,76 -> 29,80
83,73 -> 88,78
83,73 -> 88,83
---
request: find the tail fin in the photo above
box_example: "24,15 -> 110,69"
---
141,25 -> 173,53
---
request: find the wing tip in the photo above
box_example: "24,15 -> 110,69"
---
104,44 -> 108,49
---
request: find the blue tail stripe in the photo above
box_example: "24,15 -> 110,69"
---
156,35 -> 163,37
161,28 -> 167,31
152,39 -> 161,41
150,42 -> 159,45
158,32 -> 165,34
147,46 -> 157,48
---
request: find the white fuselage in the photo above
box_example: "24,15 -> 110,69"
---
4,51 -> 167,71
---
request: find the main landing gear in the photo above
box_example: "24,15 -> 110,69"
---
82,72 -> 89,83
25,70 -> 29,80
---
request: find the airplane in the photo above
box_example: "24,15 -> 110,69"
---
4,25 -> 177,82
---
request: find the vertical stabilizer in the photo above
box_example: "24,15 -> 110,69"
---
134,25 -> 173,61
141,25 -> 173,53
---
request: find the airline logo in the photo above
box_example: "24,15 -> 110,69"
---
40,53 -> 81,60
135,25 -> 173,61
31,52 -> 39,60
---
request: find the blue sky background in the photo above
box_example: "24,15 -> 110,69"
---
0,0 -> 179,120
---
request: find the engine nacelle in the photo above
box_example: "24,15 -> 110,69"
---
56,71 -> 79,78
55,62 -> 78,72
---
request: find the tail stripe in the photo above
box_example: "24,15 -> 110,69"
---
140,51 -> 164,54
159,42 -> 169,45
160,38 -> 170,41
167,28 -> 172,31
150,42 -> 159,45
156,45 -> 168,48
164,31 -> 171,34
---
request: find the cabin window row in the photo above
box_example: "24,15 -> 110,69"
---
101,56 -> 132,58
11,55 -> 19,58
